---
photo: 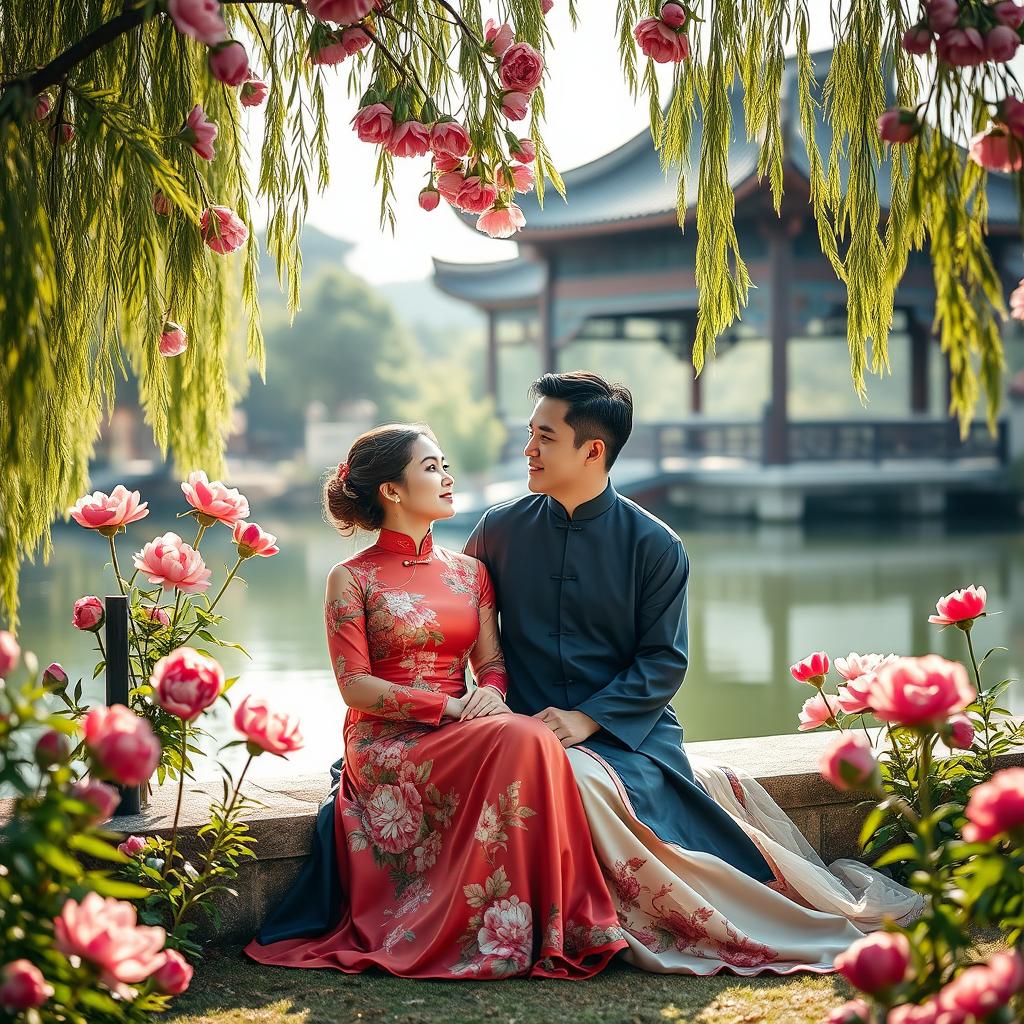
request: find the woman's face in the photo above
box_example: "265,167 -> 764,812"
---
384,434 -> 456,523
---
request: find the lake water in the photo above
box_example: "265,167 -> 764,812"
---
14,506 -> 1024,784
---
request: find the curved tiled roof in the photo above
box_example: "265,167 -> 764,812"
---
432,256 -> 544,306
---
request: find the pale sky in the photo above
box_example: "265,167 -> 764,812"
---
245,8 -> 834,284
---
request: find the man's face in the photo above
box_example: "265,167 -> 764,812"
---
523,396 -> 593,494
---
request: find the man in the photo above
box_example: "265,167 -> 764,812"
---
464,371 -> 775,884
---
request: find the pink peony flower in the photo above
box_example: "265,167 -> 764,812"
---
869,654 -> 975,730
433,152 -> 462,172
887,1003 -> 940,1024
477,896 -> 533,969
232,520 -> 280,558
82,705 -> 162,787
835,651 -> 892,681
132,531 -> 212,593
430,120 -> 471,159
661,2 -> 688,29
49,122 -> 74,146
138,604 -> 171,629
340,26 -> 371,54
819,733 -> 879,792
159,321 -> 188,357
73,594 -> 105,631
938,964 -> 1008,1020
836,675 -> 876,714
790,650 -> 829,686
234,695 -> 304,756
541,0 -> 553,11
826,1000 -> 872,1024
365,782 -> 423,853
499,42 -> 544,93
835,931 -> 912,995
153,949 -> 193,995
989,949 -> 1024,1001
0,960 -> 54,1012
240,76 -> 268,107
512,137 -> 536,163
986,24 -> 1020,62
936,27 -> 986,66
484,19 -> 514,57
181,103 -> 217,161
387,119 -> 431,158
970,124 -> 1024,171
53,892 -> 167,996
69,485 -> 149,536
35,729 -> 69,767
994,1 -> 1024,29
34,93 -> 52,121
878,107 -> 920,143
477,202 -> 527,238
306,0 -> 373,23
117,835 -> 149,857
634,17 -> 690,63
963,767 -> 1024,842
436,169 -> 466,202
502,162 -> 535,192
310,36 -> 348,65
181,469 -> 250,525
926,0 -> 960,33
0,631 -> 21,676
70,778 -> 121,825
200,205 -> 248,254
927,584 -> 987,627
42,662 -> 67,688
352,102 -> 393,144
208,39 -> 249,85
455,175 -> 499,214
152,646 -> 224,722
999,95 -> 1024,138
501,91 -> 530,120
418,187 -> 440,211
901,23 -> 933,55
153,190 -> 173,216
167,0 -> 227,44
798,691 -> 837,731
946,713 -> 976,750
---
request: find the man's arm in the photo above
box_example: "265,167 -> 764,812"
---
572,540 -> 689,751
463,509 -> 490,566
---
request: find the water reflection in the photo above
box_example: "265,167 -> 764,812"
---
15,511 -> 1023,783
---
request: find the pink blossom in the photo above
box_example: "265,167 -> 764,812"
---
926,0 -> 960,33
970,124 -> 1024,171
484,19 -> 514,57
73,595 -> 104,631
927,584 -> 987,627
200,205 -> 248,254
790,650 -> 829,686
82,705 -> 161,787
306,0 -> 374,23
541,0 -> 553,11
436,170 -> 466,202
835,651 -> 892,681
1011,277 -> 1024,320
989,949 -> 1024,1001
936,27 -> 986,66
512,137 -> 536,163
181,104 -> 217,161
985,24 -> 1020,62
159,321 -> 187,357
878,107 -> 920,143
167,0 -> 227,44
53,892 -> 167,996
836,675 -> 876,714
869,654 -> 975,730
42,662 -> 67,688
994,1 -> 1024,29
365,782 -> 423,853
478,897 -> 533,969
240,76 -> 268,107
33,93 -> 52,121
153,191 -> 173,216
208,40 -> 249,85
455,175 -> 499,214
430,120 -> 471,159
70,778 -> 121,825
0,631 -> 20,676
153,950 -> 193,995
477,202 -> 527,238
419,187 -> 440,211
35,729 -> 69,767
938,964 -> 1008,1020
901,23 -> 933,55
634,18 -> 690,63
999,95 -> 1024,138
352,102 -> 393,144
0,960 -> 54,1012
661,2 -> 688,29
835,931 -> 912,995
310,36 -> 348,65
340,26 -> 371,54
819,733 -> 879,792
232,520 -> 280,558
501,91 -> 530,121
797,691 -> 838,731
963,767 -> 1024,842
132,531 -> 212,593
181,469 -> 250,525
152,646 -> 224,722
117,835 -> 149,857
499,42 -> 544,92
48,122 -> 74,146
946,713 -> 976,749
433,152 -> 462,172
387,120 -> 431,158
887,1003 -> 940,1024
138,604 -> 171,629
69,485 -> 149,535
826,1000 -> 872,1024
502,162 -> 535,192
234,695 -> 304,756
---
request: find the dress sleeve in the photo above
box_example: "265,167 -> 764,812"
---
325,566 -> 448,726
468,560 -> 508,697
573,541 -> 689,751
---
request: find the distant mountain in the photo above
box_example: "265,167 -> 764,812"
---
256,224 -> 354,283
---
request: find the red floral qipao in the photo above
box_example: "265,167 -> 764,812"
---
244,529 -> 626,978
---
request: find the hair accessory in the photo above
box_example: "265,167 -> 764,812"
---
338,462 -> 350,482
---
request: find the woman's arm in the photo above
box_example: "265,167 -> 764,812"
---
461,559 -> 511,720
325,564 -> 462,724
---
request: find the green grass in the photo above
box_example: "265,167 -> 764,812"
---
167,947 -> 855,1024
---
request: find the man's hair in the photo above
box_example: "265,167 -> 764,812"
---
529,371 -> 633,469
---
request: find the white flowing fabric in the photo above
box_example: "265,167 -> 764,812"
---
567,747 -> 926,977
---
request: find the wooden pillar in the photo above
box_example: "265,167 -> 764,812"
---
539,252 -> 557,374
691,366 -> 703,415
485,309 -> 499,408
908,313 -> 930,414
764,227 -> 792,465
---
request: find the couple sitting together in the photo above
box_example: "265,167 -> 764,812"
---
243,371 -> 922,979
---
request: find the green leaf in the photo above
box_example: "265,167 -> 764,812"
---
68,833 -> 132,863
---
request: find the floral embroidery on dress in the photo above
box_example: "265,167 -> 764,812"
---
473,781 -> 536,864
437,550 -> 482,608
564,921 -> 624,957
451,867 -> 535,977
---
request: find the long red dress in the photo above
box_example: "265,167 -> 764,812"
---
243,528 -> 627,978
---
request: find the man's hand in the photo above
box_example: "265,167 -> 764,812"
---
533,707 -> 600,748
460,685 -> 511,720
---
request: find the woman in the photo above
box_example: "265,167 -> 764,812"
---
243,424 -> 627,979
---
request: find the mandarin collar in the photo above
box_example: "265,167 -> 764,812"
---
376,528 -> 434,557
546,481 -> 618,522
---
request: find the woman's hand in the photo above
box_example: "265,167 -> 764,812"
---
459,685 -> 510,721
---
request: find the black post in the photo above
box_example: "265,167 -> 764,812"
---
105,594 -> 140,815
